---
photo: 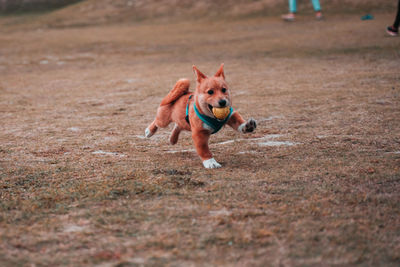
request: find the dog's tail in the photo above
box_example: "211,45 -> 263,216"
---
160,78 -> 190,106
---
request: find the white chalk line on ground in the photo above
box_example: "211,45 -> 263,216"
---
92,150 -> 125,157
258,141 -> 297,147
257,116 -> 284,122
163,134 -> 299,154
63,224 -> 87,233
67,127 -> 81,132
213,134 -> 298,147
165,148 -> 196,154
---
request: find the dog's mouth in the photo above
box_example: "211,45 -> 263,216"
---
208,104 -> 230,111
207,104 -> 231,120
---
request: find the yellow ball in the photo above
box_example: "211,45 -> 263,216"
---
212,106 -> 230,120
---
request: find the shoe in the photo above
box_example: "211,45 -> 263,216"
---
282,13 -> 295,22
386,26 -> 399,36
315,12 -> 324,20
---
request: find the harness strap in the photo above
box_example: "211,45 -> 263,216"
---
185,95 -> 193,125
185,95 -> 233,134
194,103 -> 233,134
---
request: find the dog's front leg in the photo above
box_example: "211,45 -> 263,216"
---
192,130 -> 221,169
228,112 -> 257,133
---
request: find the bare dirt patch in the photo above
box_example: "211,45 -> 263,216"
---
0,5 -> 399,266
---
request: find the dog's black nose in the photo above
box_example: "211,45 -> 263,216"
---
219,99 -> 227,107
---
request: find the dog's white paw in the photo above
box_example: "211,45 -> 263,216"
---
203,158 -> 222,169
238,118 -> 257,133
145,127 -> 153,138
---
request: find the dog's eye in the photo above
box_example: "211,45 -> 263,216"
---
221,88 -> 227,93
207,90 -> 214,95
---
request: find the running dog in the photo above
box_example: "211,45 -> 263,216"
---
145,64 -> 257,168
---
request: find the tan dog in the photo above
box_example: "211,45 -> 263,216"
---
145,64 -> 256,168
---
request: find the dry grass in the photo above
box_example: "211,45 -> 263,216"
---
0,6 -> 399,266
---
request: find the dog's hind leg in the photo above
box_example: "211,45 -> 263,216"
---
169,124 -> 181,145
146,79 -> 189,138
145,106 -> 173,138
145,120 -> 158,138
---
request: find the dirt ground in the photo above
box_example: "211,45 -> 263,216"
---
0,7 -> 399,267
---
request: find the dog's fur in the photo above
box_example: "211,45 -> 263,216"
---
145,64 -> 256,168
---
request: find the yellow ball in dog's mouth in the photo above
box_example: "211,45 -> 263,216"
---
212,106 -> 230,120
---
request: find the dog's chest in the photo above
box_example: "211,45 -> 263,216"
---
202,123 -> 214,132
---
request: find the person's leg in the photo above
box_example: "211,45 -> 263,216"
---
311,0 -> 321,12
387,0 -> 400,36
393,0 -> 400,29
311,0 -> 323,20
289,0 -> 297,13
282,0 -> 296,21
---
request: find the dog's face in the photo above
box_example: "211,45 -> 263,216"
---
193,64 -> 232,118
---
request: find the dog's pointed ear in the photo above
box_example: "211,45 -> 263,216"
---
193,65 -> 207,83
214,63 -> 225,79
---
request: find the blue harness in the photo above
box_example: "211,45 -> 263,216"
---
185,95 -> 233,134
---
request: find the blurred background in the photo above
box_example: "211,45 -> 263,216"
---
0,0 -> 396,24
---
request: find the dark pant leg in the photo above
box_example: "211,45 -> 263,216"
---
394,0 -> 400,28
